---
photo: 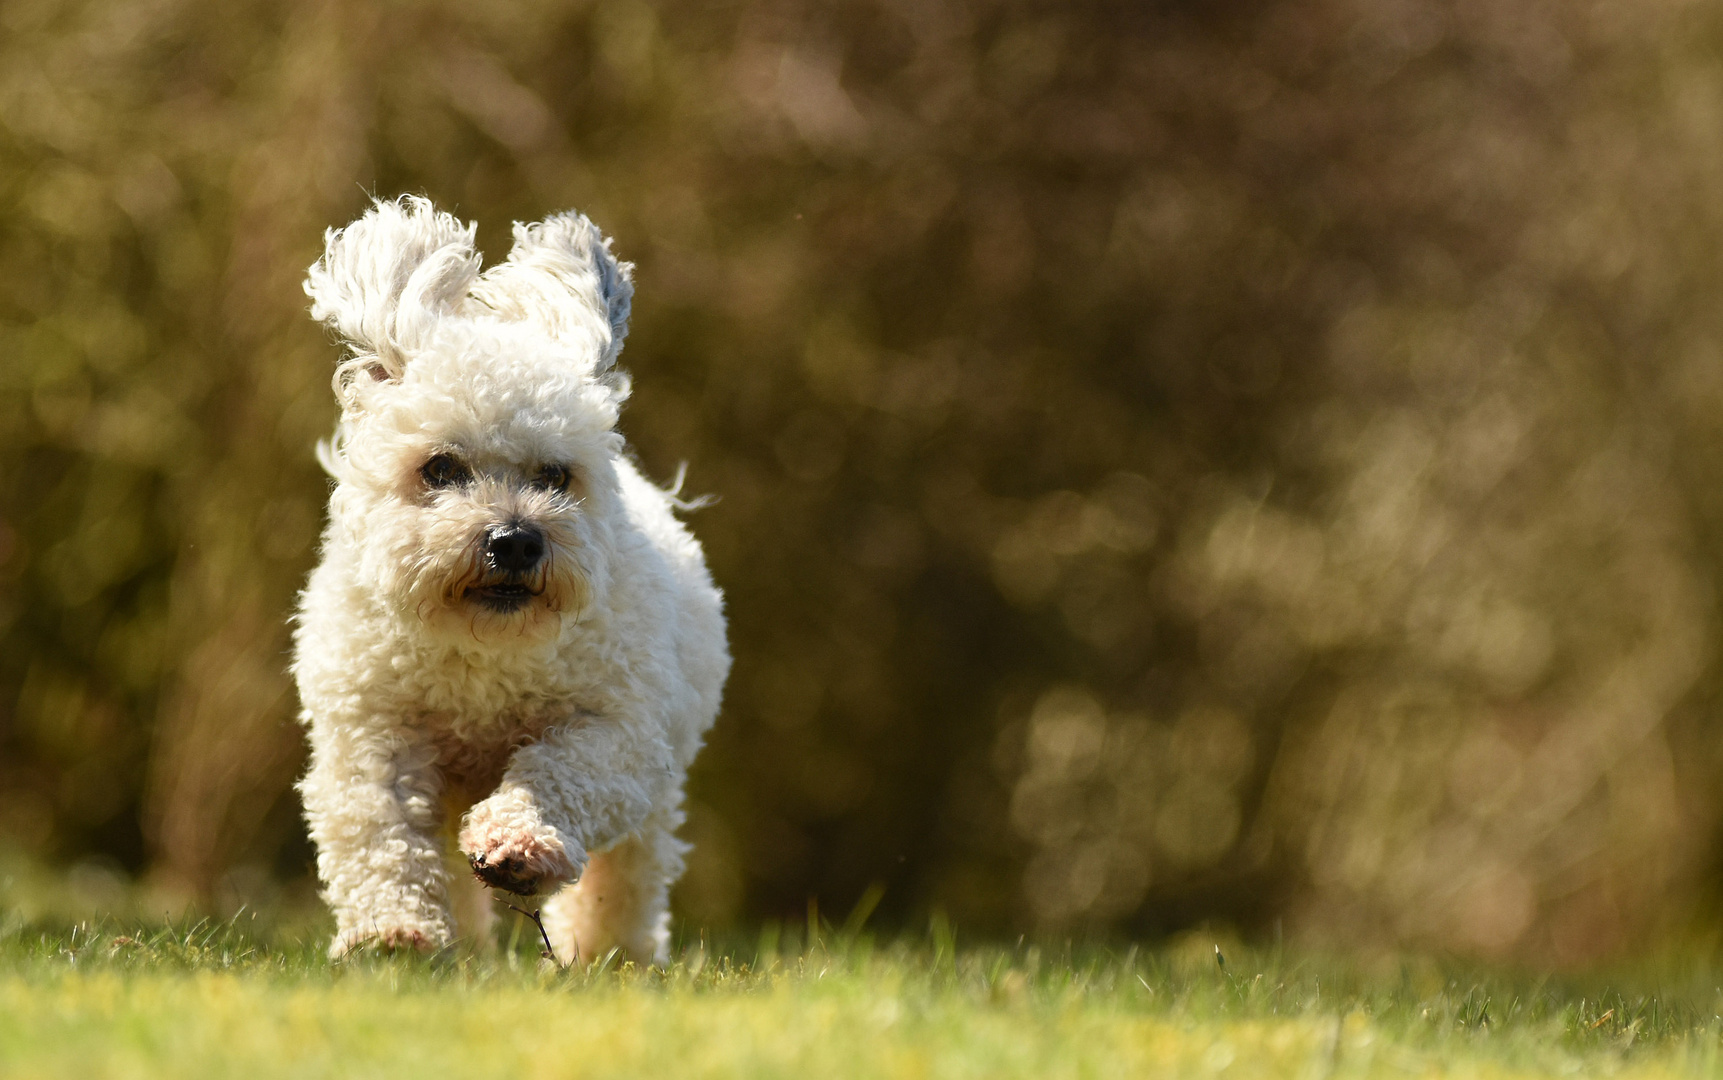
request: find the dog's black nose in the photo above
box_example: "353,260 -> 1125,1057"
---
485,525 -> 545,574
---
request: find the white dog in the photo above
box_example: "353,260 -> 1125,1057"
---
291,196 -> 729,964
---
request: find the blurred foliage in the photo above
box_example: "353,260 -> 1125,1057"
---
5,0 -> 1723,964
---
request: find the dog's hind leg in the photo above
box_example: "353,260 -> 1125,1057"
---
541,811 -> 688,967
445,851 -> 497,952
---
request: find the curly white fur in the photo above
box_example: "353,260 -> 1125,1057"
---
292,197 -> 729,964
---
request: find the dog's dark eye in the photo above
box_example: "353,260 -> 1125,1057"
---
421,453 -> 472,488
532,464 -> 572,493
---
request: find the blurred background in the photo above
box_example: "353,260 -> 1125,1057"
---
4,0 -> 1723,966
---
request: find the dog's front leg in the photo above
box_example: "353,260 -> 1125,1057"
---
459,717 -> 671,898
299,723 -> 452,957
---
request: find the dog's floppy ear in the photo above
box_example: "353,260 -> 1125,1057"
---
305,196 -> 481,390
474,211 -> 635,388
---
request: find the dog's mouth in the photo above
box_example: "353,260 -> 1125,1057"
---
466,581 -> 542,613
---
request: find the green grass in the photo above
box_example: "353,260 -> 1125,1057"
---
1,911 -> 1721,1078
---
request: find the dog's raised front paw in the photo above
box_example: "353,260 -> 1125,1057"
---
460,799 -> 580,895
467,840 -> 576,895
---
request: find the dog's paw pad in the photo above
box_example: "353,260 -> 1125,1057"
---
464,831 -> 577,896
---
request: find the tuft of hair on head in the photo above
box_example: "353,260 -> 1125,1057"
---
304,195 -> 481,404
469,210 -> 636,396
306,198 -> 640,409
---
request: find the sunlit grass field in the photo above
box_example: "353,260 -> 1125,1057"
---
1,905 -> 1721,1080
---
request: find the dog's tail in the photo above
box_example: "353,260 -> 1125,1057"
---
661,462 -> 718,513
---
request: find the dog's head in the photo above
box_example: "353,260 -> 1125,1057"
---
305,197 -> 634,646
